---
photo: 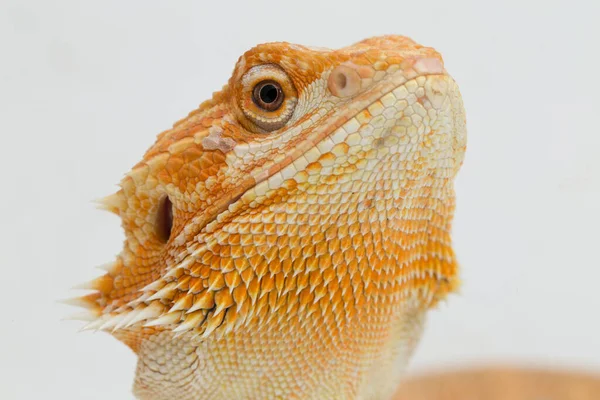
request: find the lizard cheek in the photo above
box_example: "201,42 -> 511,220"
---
328,65 -> 362,98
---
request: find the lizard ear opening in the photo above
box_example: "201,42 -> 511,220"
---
156,196 -> 173,243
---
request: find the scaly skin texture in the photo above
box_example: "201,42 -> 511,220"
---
71,35 -> 467,399
394,367 -> 600,400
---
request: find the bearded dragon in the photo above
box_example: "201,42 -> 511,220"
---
67,35 -> 467,400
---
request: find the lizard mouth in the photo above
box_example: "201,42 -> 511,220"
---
236,72 -> 457,192
174,72 -> 462,250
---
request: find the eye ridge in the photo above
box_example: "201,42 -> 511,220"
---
252,80 -> 284,112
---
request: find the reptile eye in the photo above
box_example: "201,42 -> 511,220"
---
156,196 -> 173,243
239,64 -> 298,132
253,81 -> 284,111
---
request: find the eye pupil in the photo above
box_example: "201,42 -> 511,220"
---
259,84 -> 279,104
252,81 -> 284,111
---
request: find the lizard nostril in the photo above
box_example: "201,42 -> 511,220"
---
156,196 -> 173,243
328,65 -> 361,98
334,72 -> 347,90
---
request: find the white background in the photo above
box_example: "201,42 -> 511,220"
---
1,0 -> 599,398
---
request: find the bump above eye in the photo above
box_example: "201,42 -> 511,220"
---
252,81 -> 284,111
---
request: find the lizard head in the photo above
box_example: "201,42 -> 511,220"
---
73,35 -> 466,344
